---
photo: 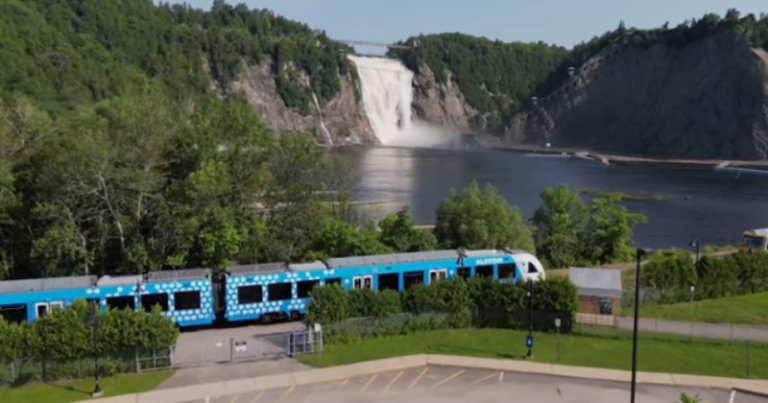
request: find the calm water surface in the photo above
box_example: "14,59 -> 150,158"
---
332,146 -> 768,249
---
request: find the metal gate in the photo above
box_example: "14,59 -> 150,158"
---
230,326 -> 323,363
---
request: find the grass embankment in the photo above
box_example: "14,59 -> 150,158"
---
574,188 -> 676,201
299,328 -> 767,379
639,292 -> 768,326
0,370 -> 173,403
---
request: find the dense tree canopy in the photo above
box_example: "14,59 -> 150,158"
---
389,9 -> 768,133
0,0 -> 353,115
531,185 -> 647,268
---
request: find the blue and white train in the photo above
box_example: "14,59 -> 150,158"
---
0,248 -> 545,327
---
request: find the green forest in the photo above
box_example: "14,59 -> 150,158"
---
388,8 -> 768,133
0,0 -> 353,115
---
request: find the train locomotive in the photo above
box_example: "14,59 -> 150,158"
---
0,248 -> 546,327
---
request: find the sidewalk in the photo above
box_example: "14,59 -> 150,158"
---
615,317 -> 768,342
80,354 -> 768,403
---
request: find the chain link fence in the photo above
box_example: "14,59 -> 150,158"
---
1,347 -> 173,385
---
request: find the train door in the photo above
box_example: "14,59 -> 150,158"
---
212,272 -> 226,322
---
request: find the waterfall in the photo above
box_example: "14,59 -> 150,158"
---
348,55 -> 453,147
311,91 -> 333,146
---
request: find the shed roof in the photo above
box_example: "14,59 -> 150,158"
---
569,268 -> 623,298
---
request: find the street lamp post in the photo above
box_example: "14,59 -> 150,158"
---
630,248 -> 651,403
689,239 -> 700,270
87,300 -> 102,398
526,278 -> 533,358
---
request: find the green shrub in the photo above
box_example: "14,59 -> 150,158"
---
306,276 -> 578,343
0,299 -> 178,383
635,251 -> 768,306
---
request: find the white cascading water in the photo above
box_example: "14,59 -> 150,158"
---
348,55 -> 455,147
311,91 -> 333,146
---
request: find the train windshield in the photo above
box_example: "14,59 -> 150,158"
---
742,235 -> 766,249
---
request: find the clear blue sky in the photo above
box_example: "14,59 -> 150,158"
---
181,0 -> 767,54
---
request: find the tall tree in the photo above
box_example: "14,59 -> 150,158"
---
434,181 -> 535,252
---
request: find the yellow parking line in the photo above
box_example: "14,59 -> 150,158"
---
359,374 -> 378,393
470,372 -> 498,385
408,367 -> 429,389
432,369 -> 465,387
273,386 -> 294,403
249,390 -> 264,403
336,379 -> 349,390
379,371 -> 404,394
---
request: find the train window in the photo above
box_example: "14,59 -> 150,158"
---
140,293 -> 169,312
498,264 -> 516,280
267,283 -> 292,301
429,270 -> 438,283
456,267 -> 471,280
475,265 -> 494,277
297,280 -> 319,299
35,303 -> 48,318
363,276 -> 372,289
324,278 -> 341,286
237,285 -> 263,304
174,291 -> 201,311
0,304 -> 28,323
403,271 -> 423,289
527,262 -> 538,274
353,277 -> 362,289
378,273 -> 399,291
49,301 -> 64,311
106,296 -> 136,311
438,269 -> 447,280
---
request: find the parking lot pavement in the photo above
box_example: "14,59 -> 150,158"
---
179,365 -> 768,403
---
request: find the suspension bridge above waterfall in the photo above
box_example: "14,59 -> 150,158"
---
333,39 -> 417,50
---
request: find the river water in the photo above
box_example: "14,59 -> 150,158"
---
332,146 -> 768,250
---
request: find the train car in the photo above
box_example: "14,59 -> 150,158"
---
0,275 -> 98,323
133,269 -> 216,327
222,248 -> 545,323
223,261 -> 326,323
93,269 -> 215,327
0,269 -> 215,327
1,249 -> 545,326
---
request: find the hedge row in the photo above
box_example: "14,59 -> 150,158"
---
0,299 -> 178,381
638,250 -> 768,305
305,276 -> 578,343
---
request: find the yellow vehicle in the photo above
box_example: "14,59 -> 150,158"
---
741,228 -> 768,252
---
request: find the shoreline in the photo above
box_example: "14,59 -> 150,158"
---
482,141 -> 768,170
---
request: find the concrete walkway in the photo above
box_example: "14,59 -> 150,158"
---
615,316 -> 768,342
79,354 -> 768,403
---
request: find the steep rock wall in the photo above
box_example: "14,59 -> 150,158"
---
505,33 -> 768,160
411,64 -> 479,130
229,62 -> 377,145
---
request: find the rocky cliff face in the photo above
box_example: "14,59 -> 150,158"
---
504,33 -> 768,160
229,62 -> 377,145
411,64 -> 479,130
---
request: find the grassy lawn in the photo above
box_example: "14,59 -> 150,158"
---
299,328 -> 767,379
639,292 -> 768,326
0,370 -> 173,403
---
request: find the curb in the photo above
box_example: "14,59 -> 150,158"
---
733,387 -> 768,399
78,354 -> 768,403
